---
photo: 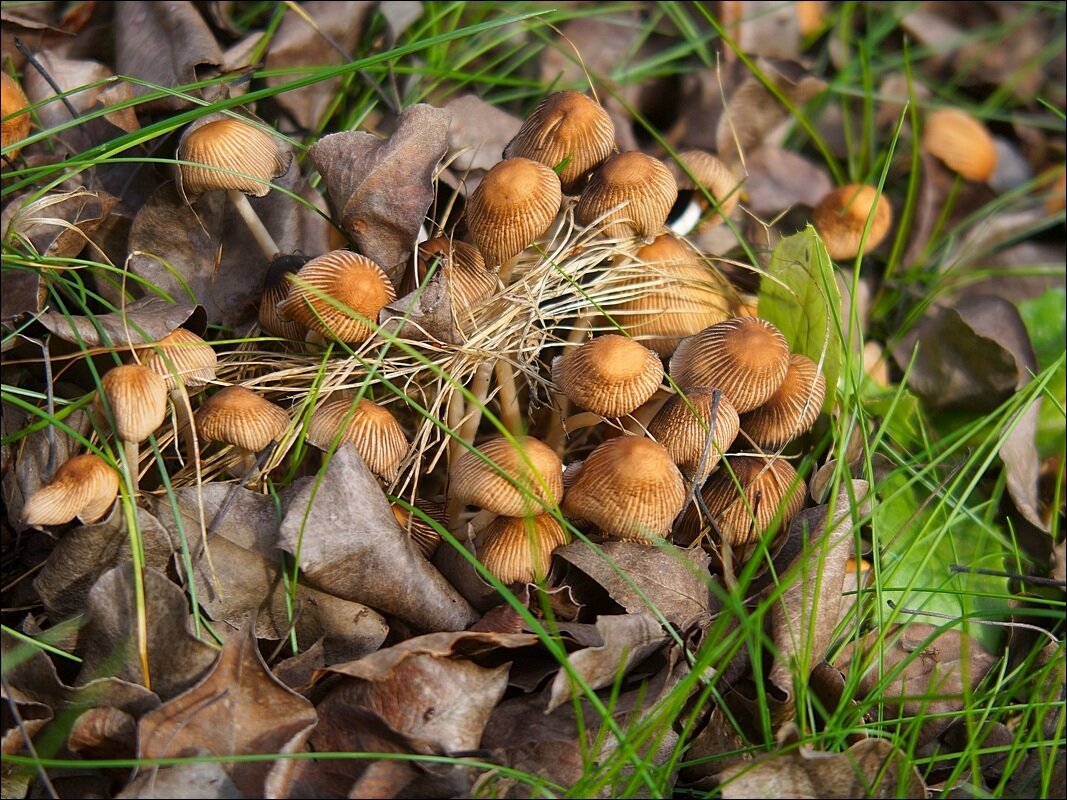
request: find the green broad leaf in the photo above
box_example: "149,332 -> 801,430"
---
1017,287 -> 1067,458
758,226 -> 845,414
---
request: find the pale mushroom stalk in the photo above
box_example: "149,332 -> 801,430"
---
460,360 -> 495,443
494,359 -> 523,435
227,189 -> 281,260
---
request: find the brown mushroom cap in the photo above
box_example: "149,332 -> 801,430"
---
551,335 -> 664,418
141,328 -> 218,392
812,184 -> 893,260
391,500 -> 446,559
562,435 -> 685,542
277,250 -> 397,344
503,90 -> 616,194
415,238 -> 498,331
194,385 -> 289,452
1,72 -> 31,160
21,453 -> 120,527
922,108 -> 997,182
480,513 -> 570,585
466,157 -> 563,268
96,364 -> 168,444
602,234 -> 733,356
669,317 -> 791,413
677,455 -> 806,549
576,151 -> 678,240
259,254 -> 311,339
647,387 -> 740,481
177,116 -> 291,198
740,353 -> 826,448
451,435 -> 564,517
306,394 -> 409,481
664,149 -> 743,228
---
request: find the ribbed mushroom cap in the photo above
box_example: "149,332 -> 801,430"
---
391,500 -> 446,559
480,513 -> 570,585
922,108 -> 997,182
306,394 -> 409,481
451,436 -> 564,517
466,157 -> 563,268
177,117 -> 291,198
1,72 -> 31,159
194,385 -> 289,452
647,387 -> 740,481
96,365 -> 168,444
416,238 -> 498,331
277,250 -> 396,344
552,335 -> 664,418
603,234 -> 733,356
665,150 -> 743,228
259,254 -> 311,339
562,436 -> 685,542
812,184 -> 893,260
503,90 -> 616,194
677,455 -> 806,548
22,454 -> 119,527
670,317 -> 791,413
142,328 -> 218,392
740,353 -> 826,448
576,151 -> 678,240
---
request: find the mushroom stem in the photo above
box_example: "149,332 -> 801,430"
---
227,189 -> 280,261
494,359 -> 523,435
122,439 -> 140,494
622,387 -> 671,436
170,386 -> 198,463
544,314 -> 595,454
496,254 -> 520,285
460,360 -> 495,444
561,410 -> 606,433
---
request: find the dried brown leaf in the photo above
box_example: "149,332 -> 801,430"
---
1,188 -> 117,260
117,760 -> 242,799
444,94 -> 522,176
138,624 -> 317,798
743,146 -> 833,216
277,443 -> 478,631
36,295 -> 205,349
309,104 -> 451,282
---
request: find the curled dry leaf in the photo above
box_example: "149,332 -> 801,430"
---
35,295 -> 206,349
309,104 -> 452,282
137,624 -> 318,799
0,188 -> 117,260
277,443 -> 479,631
76,564 -> 218,701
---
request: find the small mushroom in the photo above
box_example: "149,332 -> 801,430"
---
647,386 -> 740,483
194,385 -> 290,475
414,237 -> 499,335
670,317 -> 791,413
141,327 -> 219,460
465,157 -> 563,281
391,499 -> 446,559
176,115 -> 293,260
575,151 -> 678,242
739,353 -> 826,449
664,149 -> 743,234
22,453 -> 120,528
450,435 -> 564,519
562,435 -> 686,543
480,513 -> 570,585
503,90 -> 616,194
551,334 -> 664,421
1,72 -> 31,162
812,184 -> 893,260
277,250 -> 397,345
306,393 -> 410,482
259,254 -> 312,340
922,108 -> 997,183
94,364 -> 169,491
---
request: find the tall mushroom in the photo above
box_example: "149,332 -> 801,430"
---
95,364 -> 168,492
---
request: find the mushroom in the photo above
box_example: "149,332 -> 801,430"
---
391,499 -> 447,559
465,156 -> 563,282
664,149 -> 743,234
306,393 -> 410,482
575,151 -> 678,242
739,353 -> 826,449
141,328 -> 218,460
449,435 -> 564,520
669,317 -> 791,413
176,115 -> 292,260
922,108 -> 997,183
675,454 -> 806,555
413,237 -> 498,336
94,364 -> 169,491
812,184 -> 893,260
480,513 -> 570,585
647,386 -> 740,484
562,435 -> 686,543
277,249 -> 397,345
194,385 -> 290,475
259,254 -> 312,340
1,72 -> 31,162
600,234 -> 733,356
22,453 -> 120,528
503,90 -> 616,194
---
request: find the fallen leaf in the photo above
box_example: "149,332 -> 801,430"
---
36,295 -> 206,349
309,104 -> 452,282
445,94 -> 522,175
117,760 -> 242,799
277,443 -> 479,631
0,188 -> 117,260
138,623 -> 318,798
743,146 -> 833,217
